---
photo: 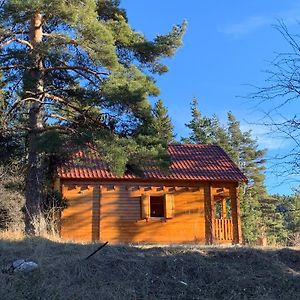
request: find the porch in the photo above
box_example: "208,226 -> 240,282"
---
205,184 -> 242,245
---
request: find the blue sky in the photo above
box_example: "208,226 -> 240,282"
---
122,0 -> 300,195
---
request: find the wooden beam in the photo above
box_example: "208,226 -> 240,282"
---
230,186 -> 242,244
204,184 -> 215,245
221,197 -> 227,219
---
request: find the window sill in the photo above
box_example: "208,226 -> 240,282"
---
146,217 -> 166,222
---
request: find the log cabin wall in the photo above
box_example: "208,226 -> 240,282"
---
99,182 -> 206,244
60,183 -> 100,241
60,180 -> 241,244
60,180 -> 209,244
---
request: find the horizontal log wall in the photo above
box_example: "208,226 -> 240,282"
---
60,184 -> 99,241
60,181 -> 207,243
60,180 -> 240,244
99,183 -> 205,244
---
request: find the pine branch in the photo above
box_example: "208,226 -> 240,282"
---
44,65 -> 108,81
46,113 -> 78,124
42,32 -> 77,45
44,93 -> 84,113
6,96 -> 45,118
0,36 -> 33,49
44,93 -> 110,130
0,64 -> 27,70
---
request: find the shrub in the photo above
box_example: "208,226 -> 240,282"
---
0,166 -> 25,231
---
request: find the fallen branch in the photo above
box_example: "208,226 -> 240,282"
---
85,241 -> 109,260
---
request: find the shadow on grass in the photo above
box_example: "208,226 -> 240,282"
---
0,237 -> 299,300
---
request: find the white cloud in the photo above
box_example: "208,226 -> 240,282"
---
221,4 -> 300,38
240,124 -> 290,150
221,16 -> 271,38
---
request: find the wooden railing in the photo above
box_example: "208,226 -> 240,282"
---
214,219 -> 233,242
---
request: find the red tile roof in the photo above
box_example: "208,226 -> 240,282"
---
57,144 -> 247,182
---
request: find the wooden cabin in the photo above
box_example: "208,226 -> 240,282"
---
56,144 -> 247,244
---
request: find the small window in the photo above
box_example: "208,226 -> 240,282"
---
141,193 -> 174,220
150,196 -> 165,217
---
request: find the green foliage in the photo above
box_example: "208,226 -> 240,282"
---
274,191 -> 300,245
151,99 -> 175,145
258,196 -> 288,244
0,0 -> 186,173
182,97 -> 212,144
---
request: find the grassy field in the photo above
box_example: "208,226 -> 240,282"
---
0,234 -> 299,300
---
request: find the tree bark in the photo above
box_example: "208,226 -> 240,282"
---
24,12 -> 45,235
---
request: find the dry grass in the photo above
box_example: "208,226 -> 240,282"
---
0,235 -> 299,300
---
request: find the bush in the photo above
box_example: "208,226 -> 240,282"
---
41,189 -> 68,235
0,166 -> 25,231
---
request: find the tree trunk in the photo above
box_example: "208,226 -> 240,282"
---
24,12 -> 45,235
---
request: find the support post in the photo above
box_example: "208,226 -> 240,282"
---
230,186 -> 242,244
204,184 -> 215,244
221,197 -> 227,219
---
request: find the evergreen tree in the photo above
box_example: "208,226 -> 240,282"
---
151,99 -> 175,145
0,0 -> 186,234
183,107 -> 270,244
182,97 -> 212,144
209,114 -> 230,151
259,195 -> 288,244
226,113 -> 269,243
276,190 -> 300,245
227,112 -> 244,167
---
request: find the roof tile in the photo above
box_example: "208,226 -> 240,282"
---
57,144 -> 247,182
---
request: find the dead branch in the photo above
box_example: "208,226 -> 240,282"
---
84,241 -> 109,260
0,36 -> 33,49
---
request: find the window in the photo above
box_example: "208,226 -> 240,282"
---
141,193 -> 174,219
150,196 -> 165,217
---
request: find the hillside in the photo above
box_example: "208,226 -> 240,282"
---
0,237 -> 299,299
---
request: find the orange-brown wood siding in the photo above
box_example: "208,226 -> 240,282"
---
60,181 -> 207,243
60,184 -> 99,241
99,184 -> 206,244
60,180 -> 240,244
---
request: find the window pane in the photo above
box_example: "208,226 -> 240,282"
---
150,196 -> 165,217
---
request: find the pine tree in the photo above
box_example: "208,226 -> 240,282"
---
151,99 -> 175,145
259,195 -> 288,244
276,191 -> 300,245
209,114 -> 230,151
227,112 -> 244,167
0,0 -> 186,234
182,97 -> 212,144
183,107 -> 269,244
226,112 -> 269,243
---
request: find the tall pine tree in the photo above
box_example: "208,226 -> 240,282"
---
151,99 -> 175,145
182,97 -> 212,144
0,0 -> 186,234
183,102 -> 271,244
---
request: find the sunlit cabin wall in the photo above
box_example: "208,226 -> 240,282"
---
60,180 -> 208,244
60,183 -> 100,241
99,182 -> 206,244
59,180 -> 241,244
